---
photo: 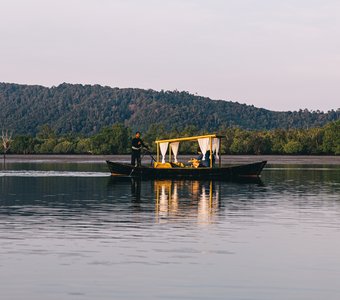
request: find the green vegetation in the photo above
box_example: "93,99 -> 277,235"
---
2,120 -> 339,155
1,83 -> 339,135
1,82 -> 338,155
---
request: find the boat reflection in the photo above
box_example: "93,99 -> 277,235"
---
154,180 -> 220,224
108,176 -> 264,224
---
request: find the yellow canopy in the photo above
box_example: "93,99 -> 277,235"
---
155,134 -> 223,144
155,134 -> 223,168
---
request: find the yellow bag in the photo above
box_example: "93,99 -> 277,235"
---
154,162 -> 172,168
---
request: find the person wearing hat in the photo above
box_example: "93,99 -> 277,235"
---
131,131 -> 148,167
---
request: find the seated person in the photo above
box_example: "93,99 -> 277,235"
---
188,158 -> 200,168
197,150 -> 215,167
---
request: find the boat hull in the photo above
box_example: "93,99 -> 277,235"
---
106,160 -> 267,179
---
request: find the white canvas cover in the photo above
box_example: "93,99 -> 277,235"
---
160,142 -> 169,163
212,138 -> 220,159
170,142 -> 180,163
197,138 -> 210,160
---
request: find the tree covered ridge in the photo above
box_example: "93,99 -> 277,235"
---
1,82 -> 339,135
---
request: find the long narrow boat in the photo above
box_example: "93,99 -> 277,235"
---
106,134 -> 267,179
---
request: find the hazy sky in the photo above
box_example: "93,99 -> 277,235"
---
1,0 -> 339,111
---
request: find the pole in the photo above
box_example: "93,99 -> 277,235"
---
209,137 -> 213,168
219,138 -> 221,168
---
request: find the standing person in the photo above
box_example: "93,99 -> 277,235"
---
131,131 -> 148,167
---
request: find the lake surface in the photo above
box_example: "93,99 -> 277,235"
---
1,157 -> 340,300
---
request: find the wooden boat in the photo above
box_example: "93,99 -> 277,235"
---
106,134 -> 267,179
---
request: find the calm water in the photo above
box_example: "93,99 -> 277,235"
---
0,160 -> 340,300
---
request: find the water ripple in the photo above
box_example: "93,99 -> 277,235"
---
0,165 -> 340,299
0,170 -> 110,177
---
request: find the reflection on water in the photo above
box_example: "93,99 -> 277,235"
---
153,180 -> 220,224
0,165 -> 340,300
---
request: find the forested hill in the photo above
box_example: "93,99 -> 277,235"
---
1,82 -> 339,135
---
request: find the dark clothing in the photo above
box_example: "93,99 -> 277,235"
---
131,150 -> 142,167
131,137 -> 148,166
198,150 -> 215,167
131,137 -> 147,151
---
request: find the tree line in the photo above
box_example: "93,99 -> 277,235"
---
1,120 -> 339,155
1,83 -> 339,136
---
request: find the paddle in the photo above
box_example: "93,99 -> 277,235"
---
128,148 -> 155,176
142,148 -> 156,165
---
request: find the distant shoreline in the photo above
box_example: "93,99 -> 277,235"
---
3,154 -> 340,165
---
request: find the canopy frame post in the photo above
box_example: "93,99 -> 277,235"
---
169,143 -> 172,162
219,138 -> 222,168
157,143 -> 160,163
209,137 -> 213,168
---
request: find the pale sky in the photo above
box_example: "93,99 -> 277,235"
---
1,0 -> 339,112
